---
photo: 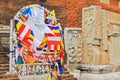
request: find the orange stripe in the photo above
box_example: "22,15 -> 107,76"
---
20,15 -> 27,22
54,33 -> 60,36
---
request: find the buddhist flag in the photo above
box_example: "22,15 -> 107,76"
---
15,20 -> 35,47
50,10 -> 56,19
48,25 -> 60,36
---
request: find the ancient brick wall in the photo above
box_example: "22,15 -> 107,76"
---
0,0 -> 120,28
0,0 -> 41,25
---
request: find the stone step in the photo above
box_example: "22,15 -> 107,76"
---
0,60 -> 9,64
0,49 -> 4,52
0,68 -> 9,72
0,71 -> 7,75
0,78 -> 19,80
63,71 -> 69,74
0,54 -> 8,57
0,73 -> 18,79
0,54 -> 8,56
0,52 -> 7,54
61,74 -> 74,79
81,72 -> 120,80
0,56 -> 9,59
63,68 -> 68,71
0,57 -> 9,61
0,58 -> 9,61
0,57 -> 9,60
76,64 -> 114,74
0,64 -> 9,67
0,57 -> 8,59
62,77 -> 78,80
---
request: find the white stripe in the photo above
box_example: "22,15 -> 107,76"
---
51,44 -> 54,50
20,26 -> 29,40
32,38 -> 41,49
28,39 -> 33,44
48,37 -> 61,41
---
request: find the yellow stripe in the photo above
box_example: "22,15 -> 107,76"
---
57,45 -> 60,50
29,34 -> 34,40
16,22 -> 22,30
52,30 -> 60,33
39,37 -> 47,47
40,43 -> 46,48
61,37 -> 64,48
43,52 -> 55,55
42,37 -> 47,43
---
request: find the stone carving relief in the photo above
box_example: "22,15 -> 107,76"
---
82,6 -> 102,64
64,28 -> 82,71
82,5 -> 120,65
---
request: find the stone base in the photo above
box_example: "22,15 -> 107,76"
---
76,64 -> 120,80
81,72 -> 120,80
76,64 -> 120,74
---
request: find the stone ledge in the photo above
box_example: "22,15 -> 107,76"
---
81,72 -> 120,80
76,64 -> 120,74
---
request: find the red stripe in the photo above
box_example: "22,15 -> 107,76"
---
46,41 -> 61,50
45,33 -> 54,36
21,29 -> 32,47
24,29 -> 31,39
45,33 -> 60,37
18,24 -> 26,35
22,39 -> 31,46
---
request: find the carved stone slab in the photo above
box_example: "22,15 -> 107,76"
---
64,28 -> 82,71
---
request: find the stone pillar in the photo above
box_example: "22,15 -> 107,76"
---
82,5 -> 103,65
64,28 -> 82,72
76,5 -> 120,80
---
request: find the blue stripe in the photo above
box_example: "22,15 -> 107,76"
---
15,20 -> 19,25
31,31 -> 34,36
39,4 -> 44,7
36,48 -> 42,51
22,8 -> 32,16
52,26 -> 60,30
60,30 -> 62,36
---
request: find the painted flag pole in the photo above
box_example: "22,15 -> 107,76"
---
9,19 -> 14,72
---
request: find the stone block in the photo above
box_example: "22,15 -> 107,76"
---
64,28 -> 82,72
73,69 -> 81,80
